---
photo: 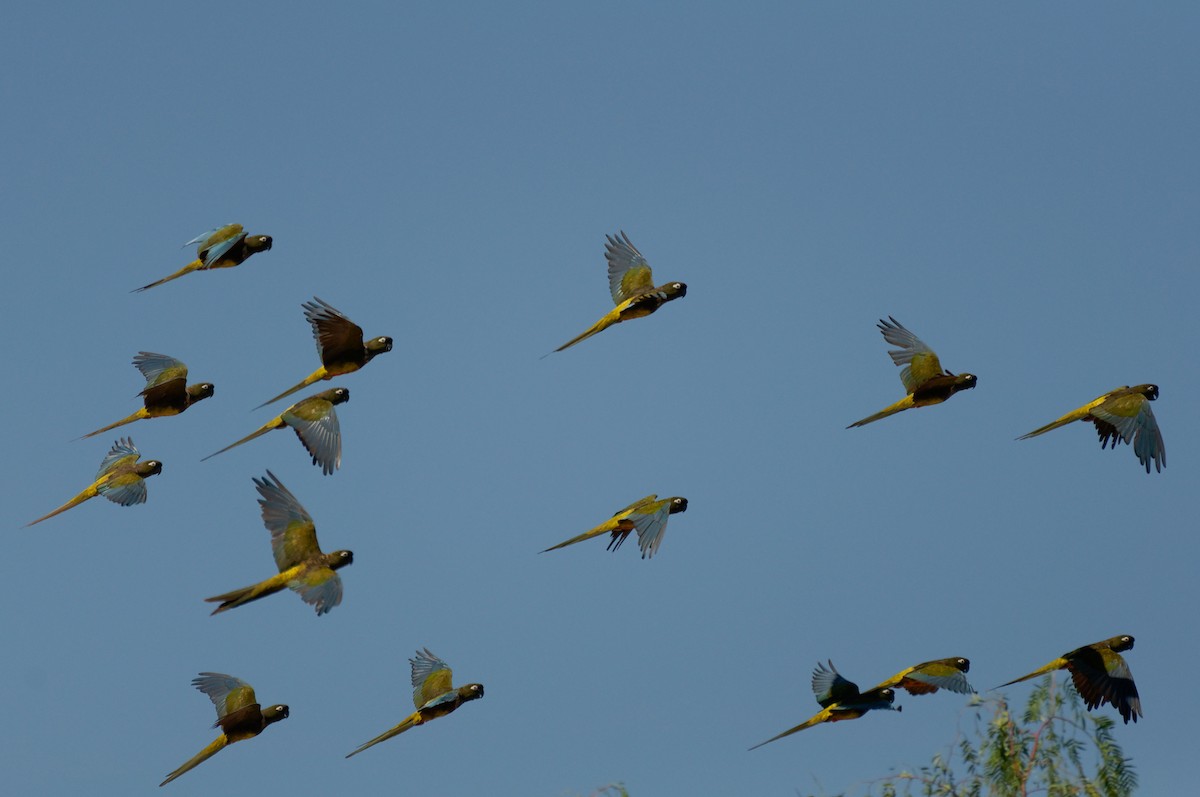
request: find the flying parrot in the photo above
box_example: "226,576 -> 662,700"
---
1017,385 -> 1164,473
996,635 -> 1142,724
160,673 -> 289,786
256,297 -> 392,408
346,648 -> 484,758
548,231 -> 687,354
78,352 -> 214,439
206,471 -> 352,615
872,657 -> 974,697
847,317 -> 977,428
25,437 -> 162,527
749,660 -> 900,749
202,387 -> 348,475
540,494 -> 688,559
135,224 -> 272,292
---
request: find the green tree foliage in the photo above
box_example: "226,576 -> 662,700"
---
802,677 -> 1136,797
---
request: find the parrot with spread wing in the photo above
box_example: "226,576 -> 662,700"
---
25,437 -> 162,527
346,648 -> 484,758
996,635 -> 1141,724
847,317 -> 977,428
79,352 -> 214,439
540,494 -> 688,559
256,297 -> 392,408
202,387 -> 348,474
135,224 -> 272,292
548,231 -> 687,354
1017,385 -> 1164,473
872,657 -> 974,697
160,673 -> 289,786
206,471 -> 352,615
749,660 -> 900,750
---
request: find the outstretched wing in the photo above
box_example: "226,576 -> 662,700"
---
288,568 -> 344,615
1065,647 -> 1142,723
303,297 -> 366,365
96,437 -> 140,478
605,231 -> 655,305
811,660 -> 861,708
630,500 -> 672,559
192,672 -> 257,720
186,224 -> 245,267
877,317 -> 943,392
1091,395 -> 1165,473
283,400 -> 341,475
254,470 -> 323,570
410,648 -> 454,709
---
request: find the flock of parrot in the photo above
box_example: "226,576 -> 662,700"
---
22,223 -> 1153,784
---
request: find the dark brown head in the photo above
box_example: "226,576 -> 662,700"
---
955,373 -> 978,392
668,497 -> 688,515
662,281 -> 687,301
459,683 -> 484,702
262,704 -> 289,725
323,387 -> 350,405
1134,384 -> 1159,401
187,383 -> 216,402
329,550 -> 354,570
1106,635 -> 1135,652
246,234 -> 273,254
138,460 -> 164,478
365,336 -> 393,359
951,657 -> 970,672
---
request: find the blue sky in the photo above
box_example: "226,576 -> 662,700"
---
3,3 -> 1196,795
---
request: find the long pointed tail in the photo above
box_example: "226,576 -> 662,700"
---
133,259 -> 202,293
77,408 -> 150,440
539,520 -> 619,553
748,709 -> 829,750
254,368 -> 327,410
201,420 -> 282,462
160,735 -> 227,786
205,573 -> 291,614
993,658 -> 1066,690
346,712 -> 422,758
847,395 -> 916,428
24,486 -> 99,527
546,310 -> 621,357
1016,409 -> 1088,440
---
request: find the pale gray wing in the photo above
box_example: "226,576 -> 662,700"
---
605,230 -> 655,305
283,407 -> 342,475
1091,400 -> 1165,473
877,316 -> 942,392
631,501 -> 672,559
288,568 -> 343,616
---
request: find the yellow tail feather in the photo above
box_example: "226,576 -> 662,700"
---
254,368 -> 328,409
24,485 -> 99,528
205,573 -> 292,614
77,408 -> 150,440
345,713 -> 421,758
201,419 -> 283,462
160,735 -> 227,786
134,259 -> 202,293
847,395 -> 916,428
1017,409 -> 1089,440
545,309 -> 621,357
994,658 -> 1067,689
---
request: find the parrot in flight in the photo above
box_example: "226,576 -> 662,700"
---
202,387 -> 349,475
160,672 -> 289,786
996,635 -> 1141,724
847,317 -> 977,428
206,471 -> 353,615
750,660 -> 901,749
346,648 -> 484,758
135,224 -> 272,292
540,494 -> 688,559
1017,385 -> 1164,473
548,231 -> 686,354
25,437 -> 161,527
79,352 -> 213,439
256,297 -> 392,408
